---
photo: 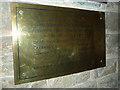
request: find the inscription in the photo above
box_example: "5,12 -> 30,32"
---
17,7 -> 96,78
11,3 -> 105,84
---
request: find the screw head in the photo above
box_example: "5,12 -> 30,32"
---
100,17 -> 102,20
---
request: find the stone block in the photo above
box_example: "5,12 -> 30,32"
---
0,2 -> 2,36
105,12 -> 118,34
0,78 -> 2,90
106,34 -> 118,55
106,54 -> 118,60
2,52 -> 13,64
47,71 -> 90,88
90,69 -> 98,80
118,58 -> 120,72
118,34 -> 120,72
97,73 -> 118,88
106,59 -> 118,66
97,61 -> 117,78
0,37 -> 2,57
0,64 -> 2,77
72,81 -> 97,88
1,2 -> 12,36
2,76 -> 32,88
118,72 -> 120,88
30,80 -> 47,88
0,37 -> 2,78
47,75 -> 74,88
116,60 -> 118,73
2,62 -> 14,76
2,36 -> 12,56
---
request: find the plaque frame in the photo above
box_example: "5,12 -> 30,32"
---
11,2 -> 106,85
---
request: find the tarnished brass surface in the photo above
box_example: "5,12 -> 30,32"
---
11,2 -> 105,85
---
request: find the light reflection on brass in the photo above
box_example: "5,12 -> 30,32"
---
11,2 -> 106,85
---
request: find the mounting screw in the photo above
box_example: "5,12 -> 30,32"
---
100,17 -> 102,20
100,60 -> 103,62
19,10 -> 24,15
22,73 -> 25,76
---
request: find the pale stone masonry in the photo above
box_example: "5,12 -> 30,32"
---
0,1 -> 119,88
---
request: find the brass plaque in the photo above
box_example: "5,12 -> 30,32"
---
11,2 -> 106,84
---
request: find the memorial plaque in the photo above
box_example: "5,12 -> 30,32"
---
11,2 -> 106,84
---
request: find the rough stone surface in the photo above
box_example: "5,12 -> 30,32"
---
30,80 -> 47,88
106,34 -> 118,55
0,1 -> 2,86
97,73 -> 118,88
105,12 -> 118,34
47,71 -> 90,88
71,71 -> 90,86
118,58 -> 120,72
97,61 -> 117,77
0,2 -> 2,35
0,65 -> 2,78
2,76 -> 32,88
72,81 -> 97,88
106,54 -> 118,60
2,62 -> 14,77
0,78 -> 2,90
2,52 -> 13,64
118,72 -> 120,88
90,69 -> 98,80
2,36 -> 12,55
118,34 -> 120,75
1,2 -> 12,36
106,59 -> 118,66
0,38 -> 2,78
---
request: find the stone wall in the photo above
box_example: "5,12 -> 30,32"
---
0,0 -> 119,88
